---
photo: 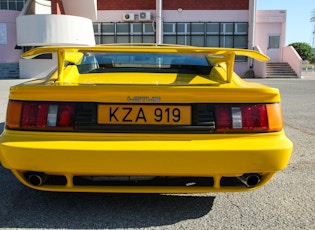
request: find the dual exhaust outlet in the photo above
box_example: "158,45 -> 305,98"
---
26,172 -> 261,188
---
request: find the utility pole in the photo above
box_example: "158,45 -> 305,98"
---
156,0 -> 163,45
311,9 -> 315,48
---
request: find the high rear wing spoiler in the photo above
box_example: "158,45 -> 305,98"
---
22,45 -> 269,83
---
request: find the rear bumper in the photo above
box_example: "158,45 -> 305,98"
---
0,129 -> 293,192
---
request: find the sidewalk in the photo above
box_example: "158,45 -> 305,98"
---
301,70 -> 315,80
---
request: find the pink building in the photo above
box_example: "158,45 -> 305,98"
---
0,0 -> 301,78
254,10 -> 301,78
0,9 -> 22,78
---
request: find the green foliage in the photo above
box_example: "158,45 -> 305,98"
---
289,42 -> 315,61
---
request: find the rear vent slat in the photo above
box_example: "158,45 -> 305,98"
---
75,103 -> 97,125
192,104 -> 215,127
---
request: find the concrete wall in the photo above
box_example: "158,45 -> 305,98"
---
19,56 -> 57,79
282,46 -> 302,78
96,10 -> 249,23
17,14 -> 95,46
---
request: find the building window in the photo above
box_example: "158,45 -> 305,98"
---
0,23 -> 7,44
94,22 -> 156,44
0,0 -> 27,10
163,22 -> 248,49
268,35 -> 280,49
220,23 -> 233,35
235,23 -> 248,35
207,23 -> 220,34
93,21 -> 248,61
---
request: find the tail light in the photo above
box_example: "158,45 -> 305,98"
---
215,103 -> 283,132
6,101 -> 75,131
5,100 -> 283,133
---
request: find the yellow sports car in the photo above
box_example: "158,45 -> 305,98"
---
0,45 -> 293,193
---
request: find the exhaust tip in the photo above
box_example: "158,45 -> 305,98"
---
238,173 -> 261,187
246,175 -> 260,186
27,172 -> 47,186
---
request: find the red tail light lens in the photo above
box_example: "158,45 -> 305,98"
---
215,104 -> 280,133
241,105 -> 268,130
215,106 -> 232,130
21,103 -> 49,128
57,105 -> 75,127
19,102 -> 75,130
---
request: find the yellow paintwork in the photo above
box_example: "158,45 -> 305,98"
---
0,45 -> 293,193
8,84 -> 281,103
1,130 -> 292,193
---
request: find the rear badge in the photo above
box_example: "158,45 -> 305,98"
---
127,96 -> 160,103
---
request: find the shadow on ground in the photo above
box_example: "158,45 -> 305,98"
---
0,176 -> 215,228
0,156 -> 214,229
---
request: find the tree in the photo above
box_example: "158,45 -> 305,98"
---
289,42 -> 315,61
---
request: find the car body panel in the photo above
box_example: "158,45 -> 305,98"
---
0,45 -> 293,193
8,78 -> 281,103
1,130 -> 292,193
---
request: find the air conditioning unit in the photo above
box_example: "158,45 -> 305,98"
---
139,11 -> 151,21
123,13 -> 135,21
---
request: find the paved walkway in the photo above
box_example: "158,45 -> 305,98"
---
301,70 -> 315,79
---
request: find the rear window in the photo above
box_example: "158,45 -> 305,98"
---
77,52 -> 212,75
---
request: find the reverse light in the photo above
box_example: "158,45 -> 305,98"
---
215,103 -> 282,132
6,101 -> 75,131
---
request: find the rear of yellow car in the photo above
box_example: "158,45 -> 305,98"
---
0,45 -> 293,193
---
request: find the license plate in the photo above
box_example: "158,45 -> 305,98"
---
98,104 -> 191,125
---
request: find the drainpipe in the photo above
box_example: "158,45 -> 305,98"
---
156,0 -> 163,44
251,0 -> 256,50
250,0 -> 256,68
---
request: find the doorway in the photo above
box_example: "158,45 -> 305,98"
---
267,35 -> 281,62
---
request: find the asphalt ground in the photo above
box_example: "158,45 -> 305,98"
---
0,74 -> 314,229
